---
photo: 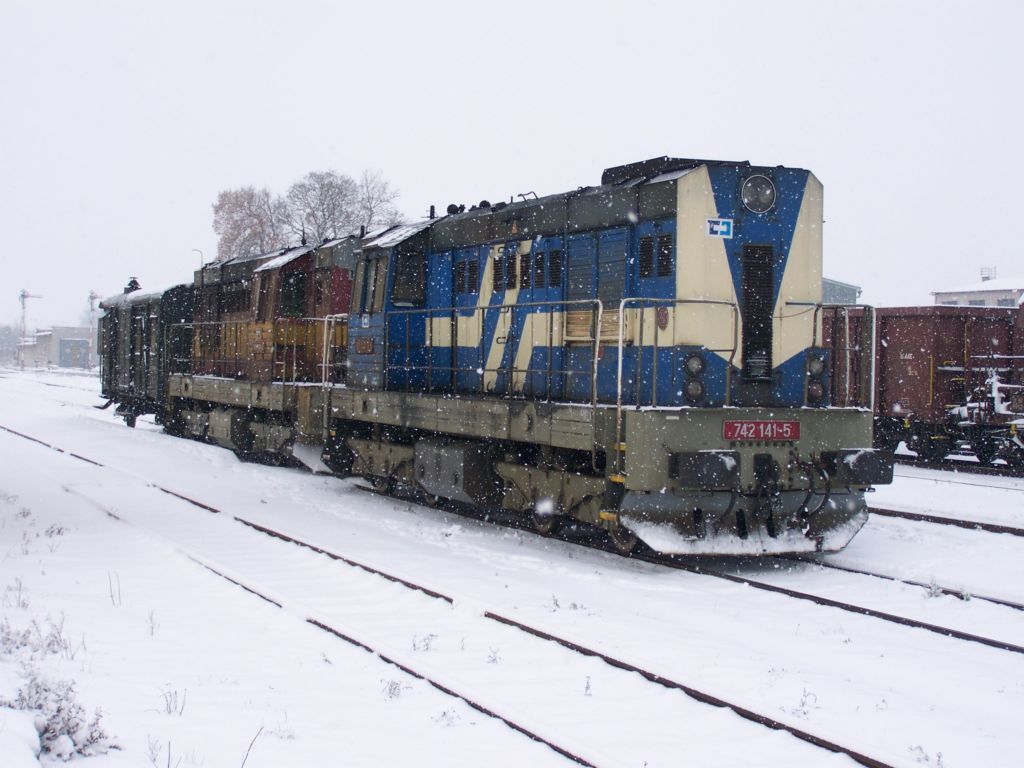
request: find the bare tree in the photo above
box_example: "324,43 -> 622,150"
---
212,170 -> 402,260
355,170 -> 402,228
284,170 -> 359,244
212,187 -> 289,261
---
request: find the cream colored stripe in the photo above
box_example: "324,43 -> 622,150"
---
773,173 -> 823,366
674,165 -> 740,363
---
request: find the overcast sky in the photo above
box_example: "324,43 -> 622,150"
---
2,0 -> 1022,329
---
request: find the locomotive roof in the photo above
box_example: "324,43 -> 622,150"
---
361,220 -> 433,250
100,283 -> 190,309
253,244 -> 316,272
425,156 -> 799,252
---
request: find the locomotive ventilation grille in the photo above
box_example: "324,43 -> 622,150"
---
741,244 -> 774,381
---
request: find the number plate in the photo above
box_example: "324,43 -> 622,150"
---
723,420 -> 800,441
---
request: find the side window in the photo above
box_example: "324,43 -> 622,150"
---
656,234 -> 674,278
371,257 -> 388,312
492,253 -> 504,292
455,258 -> 478,295
256,275 -> 272,321
533,252 -> 546,289
455,261 -> 467,294
392,246 -> 425,306
548,250 -> 563,288
352,259 -> 366,313
280,271 -> 306,317
505,246 -> 518,289
519,253 -> 531,289
639,236 -> 654,278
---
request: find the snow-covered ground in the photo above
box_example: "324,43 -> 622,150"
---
1,369 -> 1022,767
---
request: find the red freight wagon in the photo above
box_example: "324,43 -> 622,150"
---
870,306 -> 1023,464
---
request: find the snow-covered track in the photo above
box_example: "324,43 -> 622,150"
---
358,482 -> 1024,657
868,505 -> 1024,537
8,417 -> 1020,662
779,555 -> 1024,612
0,421 -> 900,768
135,493 -> 900,768
90,502 -> 597,768
669,560 -> 1024,656
360,480 -> 1024,656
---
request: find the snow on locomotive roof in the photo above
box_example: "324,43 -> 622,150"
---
253,244 -> 316,273
99,283 -> 189,309
361,221 -> 432,249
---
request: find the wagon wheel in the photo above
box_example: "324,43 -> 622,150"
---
608,524 -> 639,555
531,508 -> 563,536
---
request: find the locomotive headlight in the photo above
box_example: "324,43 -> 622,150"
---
807,380 -> 825,401
684,379 -> 705,403
684,353 -> 706,376
741,175 -> 776,213
807,355 -> 825,376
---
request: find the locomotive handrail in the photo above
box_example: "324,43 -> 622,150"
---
319,313 -> 349,430
811,303 -> 877,411
379,299 -> 605,409
612,297 -> 740,480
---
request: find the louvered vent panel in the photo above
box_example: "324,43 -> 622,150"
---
639,236 -> 654,278
656,235 -> 674,278
741,245 -> 774,381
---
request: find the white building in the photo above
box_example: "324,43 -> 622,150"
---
932,277 -> 1024,308
17,326 -> 97,369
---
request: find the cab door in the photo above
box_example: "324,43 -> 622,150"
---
347,249 -> 389,389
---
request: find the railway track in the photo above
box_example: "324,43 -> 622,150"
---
780,555 -> 1024,613
6,419 -> 1021,657
0,423 -> 903,768
868,505 -> 1024,537
8,420 -> 1024,765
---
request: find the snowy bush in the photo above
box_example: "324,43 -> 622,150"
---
0,616 -> 77,660
0,668 -> 116,757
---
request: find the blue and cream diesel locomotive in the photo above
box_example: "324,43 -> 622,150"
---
103,156 -> 892,556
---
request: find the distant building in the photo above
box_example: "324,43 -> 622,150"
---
932,276 -> 1024,307
17,326 -> 97,369
823,278 -> 862,305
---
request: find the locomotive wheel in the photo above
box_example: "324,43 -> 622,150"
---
916,439 -> 948,462
371,475 -> 396,494
531,509 -> 563,536
419,489 -> 441,507
972,436 -> 996,465
608,524 -> 639,555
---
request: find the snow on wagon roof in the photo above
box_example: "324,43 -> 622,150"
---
99,283 -> 188,309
